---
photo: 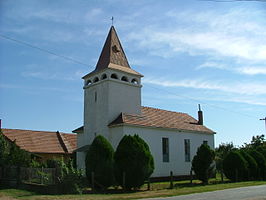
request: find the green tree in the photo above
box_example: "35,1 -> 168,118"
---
239,150 -> 258,180
248,149 -> 266,180
0,131 -> 9,167
251,134 -> 265,148
85,135 -> 114,189
56,158 -> 83,194
192,144 -> 215,184
223,151 -> 248,181
114,135 -> 154,190
215,142 -> 235,172
8,140 -> 31,167
0,130 -> 31,167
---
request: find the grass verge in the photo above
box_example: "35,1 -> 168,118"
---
0,181 -> 266,200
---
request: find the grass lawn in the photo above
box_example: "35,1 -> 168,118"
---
1,180 -> 266,200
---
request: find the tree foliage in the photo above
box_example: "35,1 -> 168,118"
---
192,144 -> 215,184
114,135 -> 154,190
248,149 -> 266,179
0,131 -> 31,167
85,135 -> 114,189
56,158 -> 83,194
223,151 -> 248,181
0,131 -> 9,167
239,150 -> 258,180
215,142 -> 235,172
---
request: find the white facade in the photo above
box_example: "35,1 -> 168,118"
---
109,125 -> 214,177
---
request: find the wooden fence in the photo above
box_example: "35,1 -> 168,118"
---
0,166 -> 57,187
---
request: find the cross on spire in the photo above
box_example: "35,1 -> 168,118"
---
111,16 -> 114,26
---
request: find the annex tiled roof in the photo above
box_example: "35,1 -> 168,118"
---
109,106 -> 215,134
1,129 -> 77,154
83,26 -> 142,79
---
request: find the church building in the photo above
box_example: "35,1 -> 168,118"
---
74,26 -> 215,178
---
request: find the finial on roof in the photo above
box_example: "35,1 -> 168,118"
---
198,104 -> 201,111
111,16 -> 114,26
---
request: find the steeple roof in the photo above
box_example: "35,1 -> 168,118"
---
83,26 -> 142,79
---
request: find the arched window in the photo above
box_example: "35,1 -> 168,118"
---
93,77 -> 99,83
85,80 -> 92,86
121,76 -> 129,82
131,78 -> 138,84
101,74 -> 107,80
111,73 -> 118,79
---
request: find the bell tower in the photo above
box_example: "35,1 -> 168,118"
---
81,26 -> 143,145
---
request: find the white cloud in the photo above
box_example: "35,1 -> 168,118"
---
21,69 -> 86,81
237,67 -> 266,75
128,8 -> 266,63
197,61 -> 266,76
143,77 -> 266,96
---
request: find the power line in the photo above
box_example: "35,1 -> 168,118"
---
0,33 -> 92,68
0,33 -> 262,120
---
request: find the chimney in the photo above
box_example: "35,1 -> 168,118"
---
198,104 -> 203,125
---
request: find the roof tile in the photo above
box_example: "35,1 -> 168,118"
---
1,129 -> 77,154
109,106 -> 215,134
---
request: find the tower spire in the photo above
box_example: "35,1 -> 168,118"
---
95,26 -> 130,71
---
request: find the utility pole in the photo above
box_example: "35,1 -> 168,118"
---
260,117 -> 266,133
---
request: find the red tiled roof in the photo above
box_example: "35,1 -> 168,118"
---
1,129 -> 77,154
109,106 -> 215,134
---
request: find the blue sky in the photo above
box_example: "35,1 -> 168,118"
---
0,0 -> 266,147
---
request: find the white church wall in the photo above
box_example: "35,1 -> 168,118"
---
115,125 -> 214,177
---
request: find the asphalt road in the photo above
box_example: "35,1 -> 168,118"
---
143,185 -> 266,200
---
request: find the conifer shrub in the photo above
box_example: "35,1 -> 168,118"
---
114,135 -> 154,190
256,146 -> 266,160
239,150 -> 258,180
223,151 -> 248,181
192,144 -> 215,184
248,149 -> 266,180
85,135 -> 114,189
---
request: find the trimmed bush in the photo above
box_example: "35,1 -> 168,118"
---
248,149 -> 266,180
223,151 -> 248,181
114,135 -> 154,190
239,150 -> 258,180
85,135 -> 114,189
256,146 -> 266,160
192,144 -> 215,184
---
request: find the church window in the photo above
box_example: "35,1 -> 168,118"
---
131,78 -> 138,84
184,139 -> 190,162
101,74 -> 107,80
85,80 -> 92,86
111,73 -> 118,79
93,77 -> 99,83
162,137 -> 169,162
121,76 -> 128,82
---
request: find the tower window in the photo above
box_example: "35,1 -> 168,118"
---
121,76 -> 128,82
131,78 -> 138,84
111,73 -> 118,79
93,77 -> 99,83
162,138 -> 169,162
101,74 -> 107,80
85,80 -> 92,86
